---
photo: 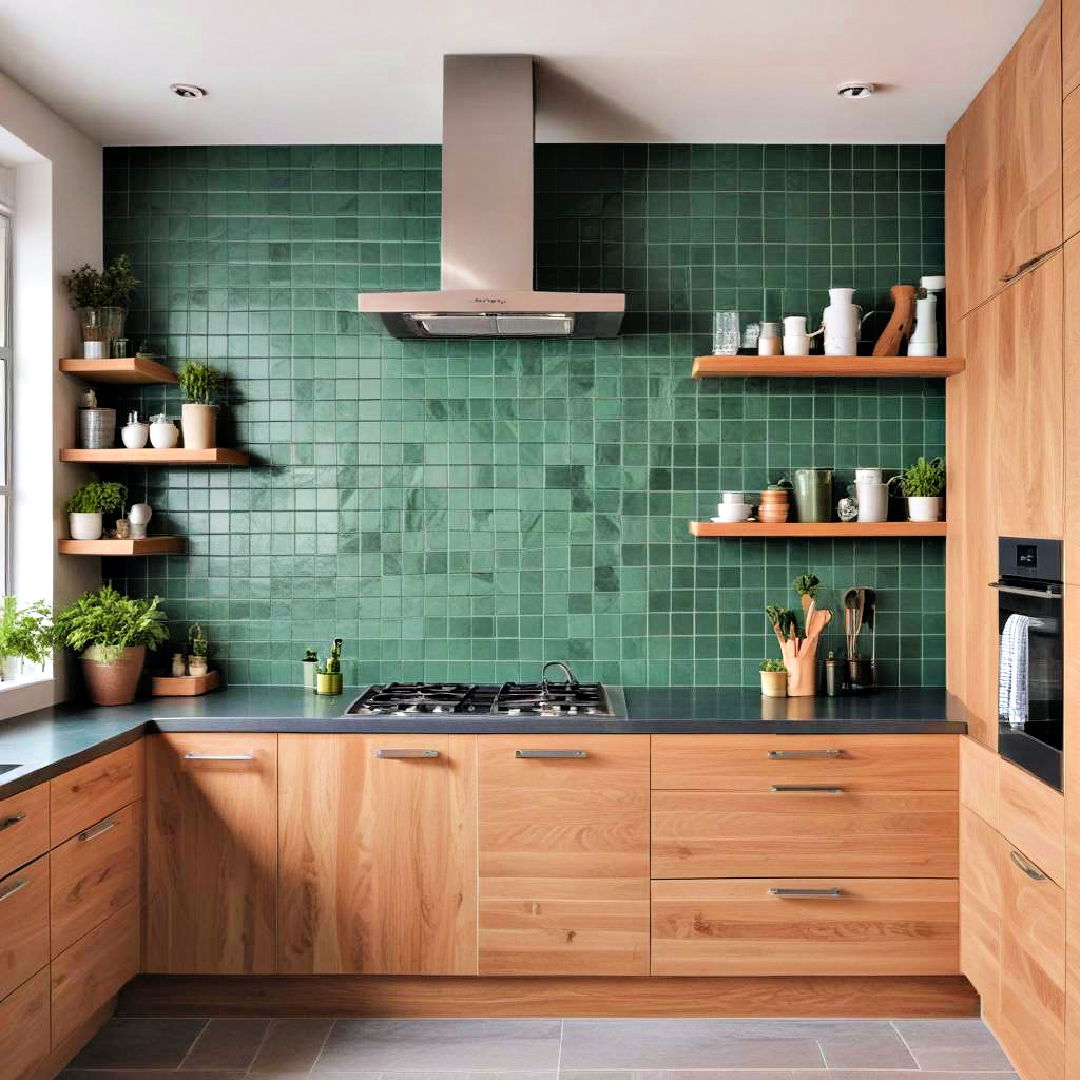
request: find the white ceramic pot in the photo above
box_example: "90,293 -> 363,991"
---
907,496 -> 943,522
149,417 -> 180,449
121,421 -> 149,449
69,512 -> 103,541
181,403 -> 218,450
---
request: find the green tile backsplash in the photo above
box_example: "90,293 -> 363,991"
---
102,143 -> 946,688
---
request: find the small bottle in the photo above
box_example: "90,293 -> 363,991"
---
825,652 -> 843,697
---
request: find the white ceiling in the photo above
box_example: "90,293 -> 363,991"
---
0,0 -> 1042,145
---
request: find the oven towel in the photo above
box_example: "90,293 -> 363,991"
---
998,612 -> 1031,728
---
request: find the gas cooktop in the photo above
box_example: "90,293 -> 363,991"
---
346,679 -> 616,717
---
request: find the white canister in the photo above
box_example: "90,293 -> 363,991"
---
854,467 -> 883,485
782,315 -> 810,356
757,322 -> 780,356
121,415 -> 150,449
149,414 -> 180,449
855,482 -> 889,523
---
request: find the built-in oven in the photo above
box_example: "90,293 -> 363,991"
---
991,537 -> 1063,790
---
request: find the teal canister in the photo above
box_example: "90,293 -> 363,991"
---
792,468 -> 834,523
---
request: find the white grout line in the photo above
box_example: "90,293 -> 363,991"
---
243,1018 -> 275,1076
555,1018 -> 564,1078
173,1018 -> 211,1072
307,1017 -> 337,1075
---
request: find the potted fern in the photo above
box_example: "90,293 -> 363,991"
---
890,456 -> 946,522
65,480 -> 126,541
64,254 -> 139,359
177,361 -> 220,450
0,597 -> 54,680
55,585 -> 168,705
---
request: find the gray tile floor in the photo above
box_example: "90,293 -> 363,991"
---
62,1017 -> 1017,1079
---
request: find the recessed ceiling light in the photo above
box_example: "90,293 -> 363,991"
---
836,82 -> 876,100
170,83 -> 208,99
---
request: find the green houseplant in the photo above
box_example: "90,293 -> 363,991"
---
188,623 -> 209,677
64,254 -> 139,359
315,638 -> 344,696
176,361 -> 221,450
64,480 -> 126,542
55,585 -> 168,705
890,456 -> 946,522
0,597 -> 54,679
758,658 -> 787,698
301,648 -> 318,691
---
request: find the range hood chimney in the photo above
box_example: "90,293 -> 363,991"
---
358,55 -> 624,339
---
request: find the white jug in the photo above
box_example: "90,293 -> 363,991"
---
907,294 -> 938,356
822,287 -> 863,356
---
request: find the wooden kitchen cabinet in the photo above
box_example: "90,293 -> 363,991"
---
997,833 -> 1066,1080
1066,0 -> 1080,97
959,806 -> 1002,1013
278,734 -> 477,975
145,733 -> 277,973
477,734 -> 650,976
0,969 -> 49,1080
0,855 -> 48,1001
1064,241 -> 1080,583
946,0 -> 1061,316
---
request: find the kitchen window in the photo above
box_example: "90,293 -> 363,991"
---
0,206 -> 10,595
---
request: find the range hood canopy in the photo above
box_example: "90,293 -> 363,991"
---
358,55 -> 624,340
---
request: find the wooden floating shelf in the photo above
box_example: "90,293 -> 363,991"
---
60,357 -> 176,384
690,521 -> 948,538
691,355 -> 966,379
58,537 -> 184,556
59,448 -> 249,466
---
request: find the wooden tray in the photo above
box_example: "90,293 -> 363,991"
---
151,670 -> 220,697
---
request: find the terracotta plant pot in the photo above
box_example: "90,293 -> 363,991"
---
181,403 -> 218,450
80,645 -> 146,706
759,670 -> 787,698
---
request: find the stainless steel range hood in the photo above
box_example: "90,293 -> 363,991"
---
358,55 -> 624,340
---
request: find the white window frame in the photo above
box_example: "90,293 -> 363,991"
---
0,203 -> 11,596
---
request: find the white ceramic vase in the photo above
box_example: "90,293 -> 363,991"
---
69,512 -> 103,541
907,496 -> 943,522
181,404 -> 218,450
822,287 -> 862,356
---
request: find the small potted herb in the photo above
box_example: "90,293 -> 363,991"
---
0,597 -> 54,680
315,638 -> 344,696
890,456 -> 946,522
759,658 -> 787,698
55,585 -> 168,705
301,648 -> 318,691
64,480 -> 127,541
188,623 -> 209,677
64,254 -> 139,359
176,361 -> 221,450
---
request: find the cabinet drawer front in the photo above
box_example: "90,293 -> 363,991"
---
651,878 -> 960,977
998,759 -> 1065,885
653,790 -> 958,878
0,855 -> 49,1001
0,969 -> 49,1080
51,802 -> 141,958
0,783 -> 48,882
479,898 -> 649,976
51,901 -> 139,1049
959,808 -> 1002,1012
51,742 -> 142,847
651,735 -> 958,791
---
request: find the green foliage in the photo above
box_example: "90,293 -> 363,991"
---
891,456 -> 946,498
759,658 -> 786,673
189,623 -> 208,657
0,597 -> 54,676
64,254 -> 139,309
765,604 -> 797,637
320,638 -> 343,675
793,573 -> 821,599
302,649 -> 317,662
55,585 -> 168,661
64,481 -> 126,515
177,361 -> 219,405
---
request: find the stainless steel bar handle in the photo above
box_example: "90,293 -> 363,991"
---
515,749 -> 588,759
183,753 -> 256,761
767,749 -> 844,760
770,784 -> 845,794
374,749 -> 440,759
988,580 -> 1063,599
1010,849 -> 1048,881
78,818 -> 117,843
0,812 -> 25,832
769,887 -> 845,899
0,877 -> 29,903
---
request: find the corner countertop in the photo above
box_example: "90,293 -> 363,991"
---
0,685 -> 963,797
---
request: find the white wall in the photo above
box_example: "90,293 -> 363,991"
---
0,69 -> 101,709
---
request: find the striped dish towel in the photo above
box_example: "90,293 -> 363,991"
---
998,613 -> 1031,728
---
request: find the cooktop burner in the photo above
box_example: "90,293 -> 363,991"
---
347,679 -> 614,717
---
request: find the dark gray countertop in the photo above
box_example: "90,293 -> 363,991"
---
0,684 -> 962,797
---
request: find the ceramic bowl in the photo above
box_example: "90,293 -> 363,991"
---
712,503 -> 753,523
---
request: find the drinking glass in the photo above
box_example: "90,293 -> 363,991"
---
712,311 -> 740,355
